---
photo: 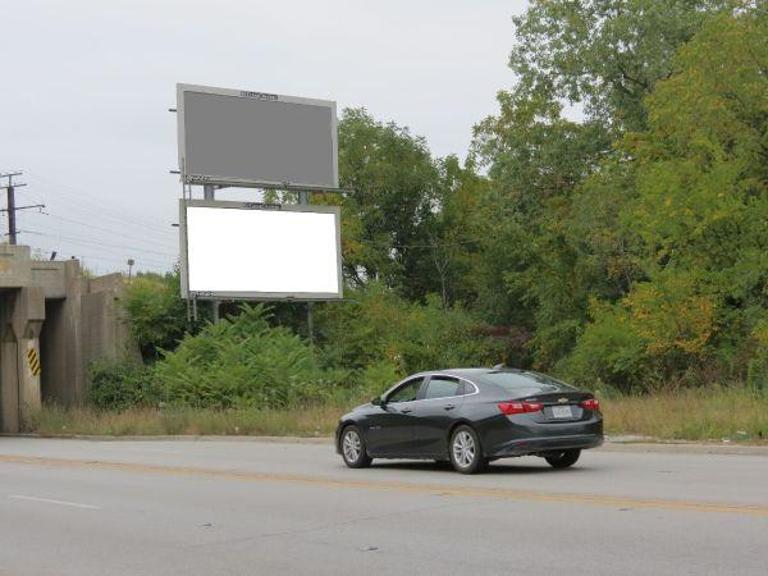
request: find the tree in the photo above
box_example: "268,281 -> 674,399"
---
337,108 -> 439,295
123,270 -> 197,362
509,0 -> 733,131
471,91 -> 611,365
567,8 -> 768,387
468,0 -> 748,374
337,108 -> 485,303
414,154 -> 487,308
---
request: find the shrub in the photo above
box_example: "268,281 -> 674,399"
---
358,359 -> 403,400
564,302 -> 651,393
88,361 -> 159,410
316,283 -> 506,374
154,305 -> 333,409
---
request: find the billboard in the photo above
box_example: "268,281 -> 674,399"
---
177,84 -> 338,190
180,200 -> 343,300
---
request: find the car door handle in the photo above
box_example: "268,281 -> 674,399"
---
400,408 -> 413,414
443,404 -> 456,411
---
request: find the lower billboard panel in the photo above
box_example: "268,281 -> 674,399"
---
180,200 -> 342,300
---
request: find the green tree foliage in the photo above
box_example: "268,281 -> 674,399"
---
567,8 -> 768,390
337,108 -> 440,295
471,88 -> 612,365
123,270 -> 196,362
510,0 -> 733,131
316,282 -> 508,375
336,108 -> 482,304
469,1 -> 768,391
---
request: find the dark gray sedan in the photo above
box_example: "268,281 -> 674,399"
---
335,368 -> 603,474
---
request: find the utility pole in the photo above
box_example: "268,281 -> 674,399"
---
0,172 -> 44,245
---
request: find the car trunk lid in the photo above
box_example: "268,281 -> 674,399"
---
521,391 -> 592,423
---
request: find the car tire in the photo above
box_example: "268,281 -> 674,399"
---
544,449 -> 581,469
340,425 -> 372,469
449,425 -> 486,474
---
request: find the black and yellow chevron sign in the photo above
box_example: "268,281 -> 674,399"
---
26,348 -> 41,377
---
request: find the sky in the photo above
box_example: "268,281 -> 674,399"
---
1,0 -> 527,275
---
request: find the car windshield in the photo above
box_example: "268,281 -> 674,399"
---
477,371 -> 577,395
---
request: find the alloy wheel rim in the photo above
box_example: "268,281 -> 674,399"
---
453,431 -> 475,468
343,430 -> 362,462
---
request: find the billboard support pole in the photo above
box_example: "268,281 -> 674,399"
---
203,184 -> 221,324
298,190 -> 315,346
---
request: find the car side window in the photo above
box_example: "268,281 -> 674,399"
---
457,381 -> 475,396
423,376 -> 460,400
387,377 -> 424,403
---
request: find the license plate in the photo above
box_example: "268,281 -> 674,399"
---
551,405 -> 573,419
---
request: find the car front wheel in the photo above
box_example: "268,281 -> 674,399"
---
544,449 -> 581,469
449,425 -> 486,474
341,425 -> 372,469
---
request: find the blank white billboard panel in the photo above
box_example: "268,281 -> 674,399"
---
177,84 -> 338,190
181,201 -> 342,299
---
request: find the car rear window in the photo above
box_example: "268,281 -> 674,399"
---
478,371 -> 577,395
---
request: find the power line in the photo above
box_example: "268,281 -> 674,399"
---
20,229 -> 177,259
31,211 -> 178,253
1,170 -> 177,273
34,186 -> 176,239
24,170 -> 177,236
69,252 -> 168,271
11,231 -> 173,269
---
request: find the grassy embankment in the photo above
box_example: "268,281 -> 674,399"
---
27,387 -> 767,443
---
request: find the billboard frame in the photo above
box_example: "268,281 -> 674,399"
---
176,83 -> 339,191
179,199 -> 343,301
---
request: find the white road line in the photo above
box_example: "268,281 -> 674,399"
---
8,495 -> 101,510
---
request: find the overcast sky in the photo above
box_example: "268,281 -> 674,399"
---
1,0 -> 527,274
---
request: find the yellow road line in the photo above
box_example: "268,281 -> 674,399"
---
2,454 -> 767,517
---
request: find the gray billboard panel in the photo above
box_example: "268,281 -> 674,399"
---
179,199 -> 343,301
177,84 -> 338,190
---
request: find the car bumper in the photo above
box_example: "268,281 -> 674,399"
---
487,433 -> 604,457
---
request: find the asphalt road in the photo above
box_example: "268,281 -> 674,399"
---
1,437 -> 766,576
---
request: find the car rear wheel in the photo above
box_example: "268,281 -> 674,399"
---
449,425 -> 486,474
341,425 -> 372,468
544,449 -> 581,469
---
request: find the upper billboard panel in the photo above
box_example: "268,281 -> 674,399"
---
177,84 -> 338,190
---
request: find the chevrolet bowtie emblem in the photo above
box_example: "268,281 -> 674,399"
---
558,397 -> 569,403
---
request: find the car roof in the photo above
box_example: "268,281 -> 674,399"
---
403,367 -> 561,382
428,367 -> 557,381
438,368 -> 494,378
392,368 -> 576,396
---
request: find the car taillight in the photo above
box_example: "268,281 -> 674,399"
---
498,401 -> 543,415
580,398 -> 600,411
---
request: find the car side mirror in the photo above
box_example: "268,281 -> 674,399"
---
372,396 -> 385,406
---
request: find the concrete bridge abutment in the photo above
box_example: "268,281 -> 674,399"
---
0,245 -> 138,433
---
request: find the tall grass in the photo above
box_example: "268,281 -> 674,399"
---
601,387 -> 768,442
29,404 -> 346,437
27,387 -> 768,442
